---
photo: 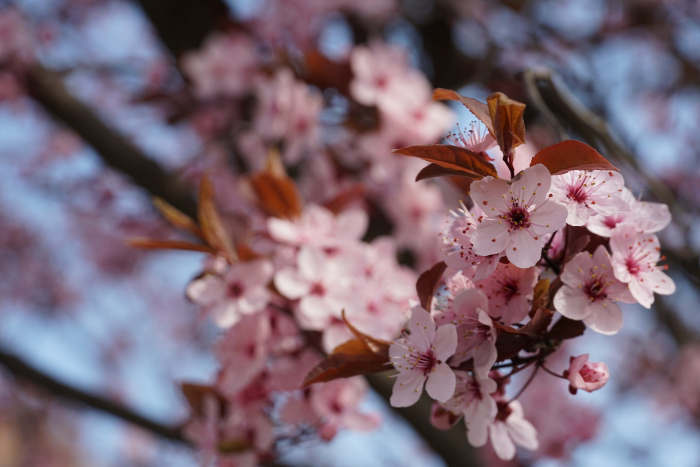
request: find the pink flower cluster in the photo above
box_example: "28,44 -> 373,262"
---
383,160 -> 676,459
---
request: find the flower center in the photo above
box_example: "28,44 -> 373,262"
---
410,349 -> 439,376
505,206 -> 530,229
580,366 -> 605,383
584,277 -> 608,302
228,282 -> 245,298
310,283 -> 326,296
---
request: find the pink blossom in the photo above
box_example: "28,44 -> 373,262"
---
610,225 -> 676,308
435,288 -> 497,376
389,306 -> 458,407
186,259 -> 274,328
586,187 -> 672,237
566,354 -> 610,393
267,204 -> 367,248
445,121 -> 497,158
475,262 -> 538,325
310,378 -> 380,439
215,314 -> 270,395
274,246 -> 357,351
253,68 -> 323,164
488,401 -> 539,460
349,43 -> 412,107
470,164 -> 568,268
553,245 -> 636,334
181,32 -> 259,99
441,371 -> 498,447
443,201 -> 503,281
550,170 -> 629,226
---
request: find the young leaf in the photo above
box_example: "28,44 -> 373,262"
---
486,92 -> 526,154
302,339 -> 390,387
180,383 -> 225,417
152,197 -> 204,239
341,310 -> 391,354
127,238 -> 217,254
416,261 -> 447,311
432,88 -> 494,135
249,172 -> 303,220
530,140 -> 619,175
519,307 -> 554,338
393,145 -> 498,180
322,184 -> 365,214
529,279 -> 550,318
415,163 -> 474,182
198,176 -> 237,261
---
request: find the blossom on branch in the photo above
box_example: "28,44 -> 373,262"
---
566,354 -> 610,394
550,170 -> 629,226
389,306 -> 458,407
470,164 -> 568,268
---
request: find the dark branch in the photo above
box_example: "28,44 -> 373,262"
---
24,65 -> 198,218
0,347 -> 189,444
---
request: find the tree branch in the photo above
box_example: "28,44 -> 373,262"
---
0,347 -> 189,444
24,65 -> 198,218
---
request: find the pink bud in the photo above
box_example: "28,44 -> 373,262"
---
567,354 -> 609,393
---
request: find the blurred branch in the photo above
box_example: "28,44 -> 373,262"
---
0,347 -> 189,444
24,65 -> 198,218
366,374 -> 481,467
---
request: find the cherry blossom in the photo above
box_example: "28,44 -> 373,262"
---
181,32 -> 259,99
550,170 -> 629,226
215,314 -> 270,395
274,246 -> 358,351
488,400 -> 539,461
389,306 -> 458,407
434,288 -> 497,376
445,121 -> 497,158
609,225 -> 676,308
186,259 -> 274,328
470,164 -> 568,268
309,378 -> 380,440
475,262 -> 538,325
267,204 -> 367,248
349,42 -> 412,107
440,371 -> 498,447
443,201 -> 503,281
566,354 -> 610,393
586,187 -> 672,237
553,245 -> 636,334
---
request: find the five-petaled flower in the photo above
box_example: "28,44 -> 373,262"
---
389,306 -> 458,407
550,170 -> 629,226
565,354 -> 610,394
553,245 -> 636,335
470,164 -> 568,268
610,225 -> 676,308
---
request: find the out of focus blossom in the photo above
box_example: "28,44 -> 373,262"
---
488,400 -> 539,460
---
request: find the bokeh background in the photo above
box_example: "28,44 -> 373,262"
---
1,0 -> 700,466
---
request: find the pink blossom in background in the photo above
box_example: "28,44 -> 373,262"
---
470,164 -> 568,268
434,288 -> 497,376
610,225 -> 676,308
566,354 -> 610,393
443,201 -> 503,281
349,43 -> 413,107
215,314 -> 270,396
475,262 -> 538,325
586,187 -> 672,237
554,245 -> 636,334
267,204 -> 367,248
389,306 -> 458,407
550,170 -> 629,226
488,401 -> 539,461
186,259 -> 274,328
310,377 -> 380,440
181,32 -> 259,99
440,371 -> 498,447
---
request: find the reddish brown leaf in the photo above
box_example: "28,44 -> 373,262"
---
530,140 -> 619,175
546,317 -> 586,341
302,313 -> 391,387
152,197 -> 204,239
432,88 -> 494,135
198,176 -> 237,261
181,383 -> 225,418
249,172 -> 303,220
416,261 -> 447,311
519,307 -> 554,337
393,145 -> 498,180
218,439 -> 253,454
303,50 -> 353,95
529,279 -> 550,318
494,308 -> 554,361
447,176 -> 476,197
302,338 -> 390,386
127,238 -> 217,254
486,92 -> 526,155
323,184 -> 366,214
415,163 -> 475,181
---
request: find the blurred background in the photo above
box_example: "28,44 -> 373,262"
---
1,0 -> 700,466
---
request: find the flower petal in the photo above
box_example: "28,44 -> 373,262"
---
390,371 -> 425,408
425,362 -> 456,402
